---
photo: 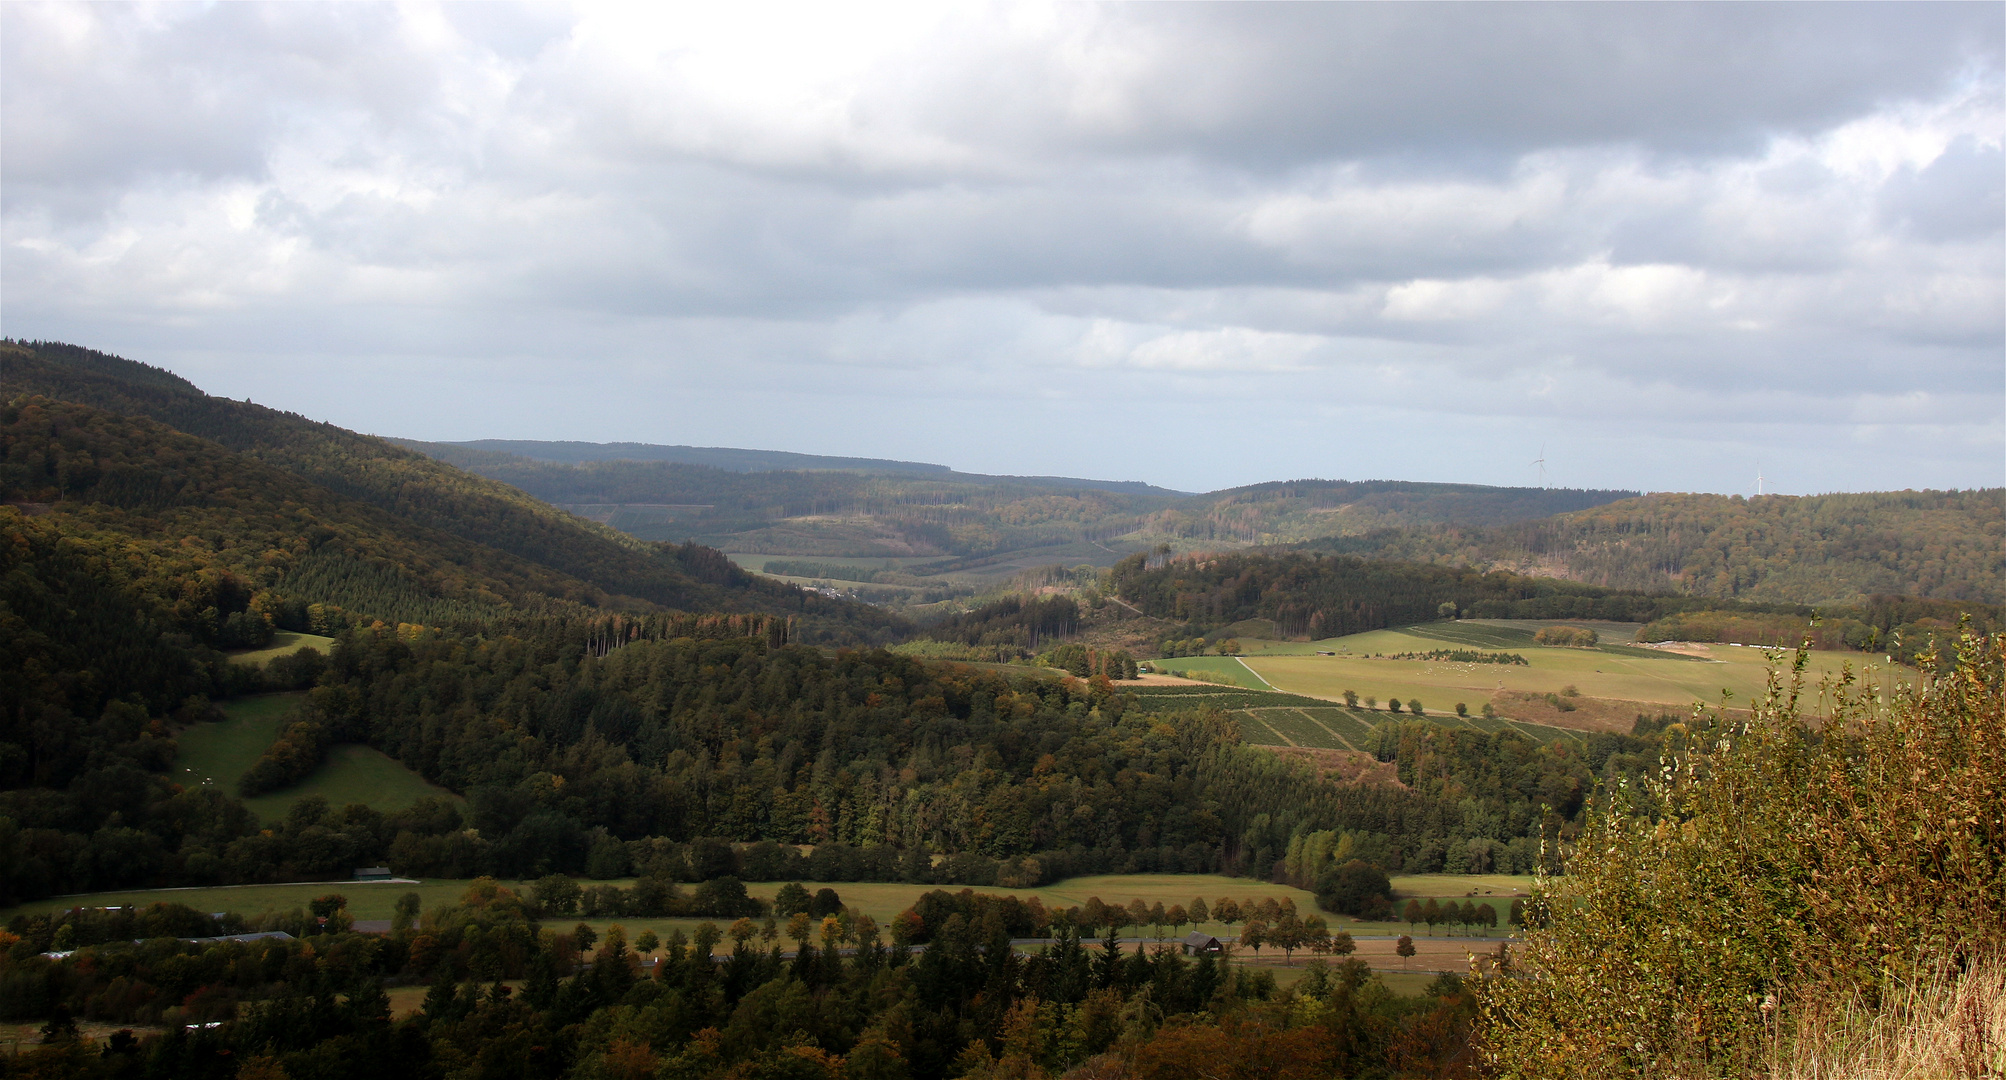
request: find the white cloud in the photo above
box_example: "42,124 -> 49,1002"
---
0,2 -> 1998,494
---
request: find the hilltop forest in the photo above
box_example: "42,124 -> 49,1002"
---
398,436 -> 2001,611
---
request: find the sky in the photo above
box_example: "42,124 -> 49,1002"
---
3,2 -> 2001,496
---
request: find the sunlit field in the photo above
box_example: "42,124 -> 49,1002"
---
1203,621 -> 1905,717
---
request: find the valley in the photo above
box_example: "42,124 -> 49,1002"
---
2,340 -> 1998,1080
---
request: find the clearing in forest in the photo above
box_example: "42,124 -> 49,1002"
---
176,695 -> 460,822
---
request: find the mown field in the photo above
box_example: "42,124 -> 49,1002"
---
1124,681 -> 1588,752
1141,654 -> 1271,689
173,694 -> 302,792
1205,620 -> 1900,721
175,695 -> 461,823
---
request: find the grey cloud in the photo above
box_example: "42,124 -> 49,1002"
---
907,3 -> 2002,167
1,2 -> 1999,495
1881,135 -> 2006,242
2,3 -> 481,211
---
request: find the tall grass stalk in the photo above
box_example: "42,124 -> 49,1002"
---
1769,954 -> 2004,1079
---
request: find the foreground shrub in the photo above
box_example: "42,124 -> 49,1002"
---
1476,629 -> 2004,1077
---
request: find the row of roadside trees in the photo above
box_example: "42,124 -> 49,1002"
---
1402,896 -> 1509,935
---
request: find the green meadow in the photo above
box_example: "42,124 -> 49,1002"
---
1145,654 -> 1273,689
224,630 -> 336,666
173,694 -> 302,793
7,874 -> 1316,948
175,694 -> 460,823
1220,620 -> 1898,718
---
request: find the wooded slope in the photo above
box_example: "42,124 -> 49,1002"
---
1312,488 -> 2006,606
1,341 -> 902,641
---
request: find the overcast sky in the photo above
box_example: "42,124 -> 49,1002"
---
4,3 -> 2001,495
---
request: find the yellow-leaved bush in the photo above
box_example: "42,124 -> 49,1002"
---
1475,628 -> 2004,1078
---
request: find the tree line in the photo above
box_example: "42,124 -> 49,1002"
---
2,879 -> 1482,1079
1108,549 -> 2001,659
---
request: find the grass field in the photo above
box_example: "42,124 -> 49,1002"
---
175,694 -> 460,822
1390,873 -> 1534,897
174,694 -> 303,792
4,874 -> 1321,946
1231,620 -> 1900,719
5,872 -> 1515,983
224,630 -> 336,667
242,745 -> 461,822
1145,655 -> 1271,689
1126,681 -> 1586,751
3,878 -> 458,922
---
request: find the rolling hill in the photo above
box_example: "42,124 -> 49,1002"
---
392,431 -> 2003,611
394,437 -> 1639,576
1305,488 -> 2006,607
0,340 -> 903,642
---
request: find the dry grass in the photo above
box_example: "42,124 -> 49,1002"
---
1771,957 -> 2006,1080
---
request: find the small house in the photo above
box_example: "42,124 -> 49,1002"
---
353,866 -> 392,881
1181,931 -> 1223,955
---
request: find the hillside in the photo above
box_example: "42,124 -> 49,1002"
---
1308,488 -> 2006,606
391,436 -> 2004,612
1104,549 -> 2001,664
394,438 -> 1639,580
393,438 -> 1197,562
0,341 -> 902,642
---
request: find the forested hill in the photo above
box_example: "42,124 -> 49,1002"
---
1108,549 -> 2001,660
393,438 -> 1632,566
1136,479 -> 1639,544
1307,488 -> 2006,606
0,340 -> 902,641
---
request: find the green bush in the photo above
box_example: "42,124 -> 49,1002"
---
1477,630 -> 2005,1077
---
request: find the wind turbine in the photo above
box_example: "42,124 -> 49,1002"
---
1756,460 -> 1765,497
1530,444 -> 1547,489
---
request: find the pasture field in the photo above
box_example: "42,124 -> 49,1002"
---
242,744 -> 461,822
1235,620 -> 1899,718
174,694 -> 303,792
1390,874 -> 1534,897
3,878 -> 457,923
175,693 -> 459,822
4,874 -> 1321,948
6,872 -> 1515,982
1146,655 -> 1273,689
1375,971 -> 1444,994
1237,934 -> 1500,975
1128,681 -> 1587,750
224,630 -> 336,667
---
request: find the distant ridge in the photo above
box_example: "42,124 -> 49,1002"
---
439,439 -> 955,476
406,438 -> 1192,497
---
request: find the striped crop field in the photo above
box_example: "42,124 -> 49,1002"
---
1237,713 -> 1288,745
1255,709 -> 1349,749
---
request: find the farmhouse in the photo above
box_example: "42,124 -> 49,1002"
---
1181,931 -> 1224,955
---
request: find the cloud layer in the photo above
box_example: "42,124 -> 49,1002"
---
4,2 -> 2000,494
